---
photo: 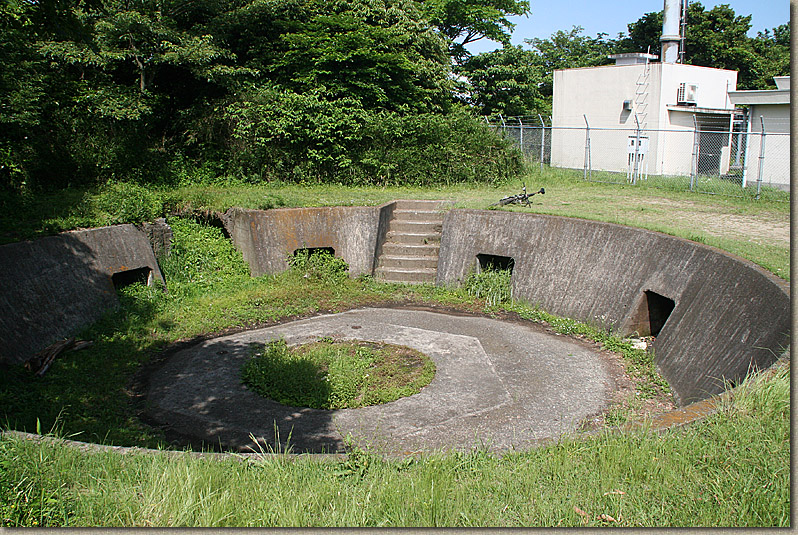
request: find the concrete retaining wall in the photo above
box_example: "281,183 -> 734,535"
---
436,210 -> 790,405
222,204 -> 395,277
0,225 -> 164,365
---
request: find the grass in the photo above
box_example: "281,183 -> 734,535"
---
0,168 -> 789,527
461,267 -> 513,307
0,361 -> 788,527
241,338 -> 435,409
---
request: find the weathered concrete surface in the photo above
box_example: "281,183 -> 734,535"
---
436,210 -> 790,405
223,204 -> 395,277
0,225 -> 164,365
146,308 -> 618,454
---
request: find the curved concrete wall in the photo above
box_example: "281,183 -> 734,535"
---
436,210 -> 790,405
2,207 -> 788,408
0,225 -> 164,365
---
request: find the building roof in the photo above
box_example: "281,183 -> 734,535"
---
727,77 -> 790,106
727,89 -> 789,106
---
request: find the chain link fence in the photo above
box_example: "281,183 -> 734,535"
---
487,114 -> 789,201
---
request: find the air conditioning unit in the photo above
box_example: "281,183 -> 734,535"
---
677,82 -> 698,105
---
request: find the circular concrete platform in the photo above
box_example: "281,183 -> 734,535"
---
146,308 -> 621,454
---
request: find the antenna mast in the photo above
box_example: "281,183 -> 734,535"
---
678,0 -> 688,63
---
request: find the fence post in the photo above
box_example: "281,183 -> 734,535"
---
756,115 -> 766,200
690,114 -> 698,191
538,114 -> 546,170
632,115 -> 642,185
583,115 -> 591,180
518,117 -> 524,156
740,109 -> 749,188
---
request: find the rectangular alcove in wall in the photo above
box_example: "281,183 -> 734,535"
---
293,247 -> 335,258
112,267 -> 153,291
476,254 -> 514,273
623,290 -> 676,337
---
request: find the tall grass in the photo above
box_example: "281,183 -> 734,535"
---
0,362 -> 788,527
461,267 -> 512,307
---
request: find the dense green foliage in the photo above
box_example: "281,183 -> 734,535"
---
456,45 -> 546,116
3,0 -> 785,191
420,0 -> 529,63
0,0 -> 525,191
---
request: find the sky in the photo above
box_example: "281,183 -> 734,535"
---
464,0 -> 791,55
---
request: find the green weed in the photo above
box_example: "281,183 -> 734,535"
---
461,268 -> 512,307
288,249 -> 350,284
241,339 -> 435,409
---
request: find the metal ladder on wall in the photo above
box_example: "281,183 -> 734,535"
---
628,57 -> 651,184
633,58 -> 651,130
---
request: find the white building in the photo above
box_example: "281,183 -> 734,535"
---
727,76 -> 791,190
551,55 -> 739,178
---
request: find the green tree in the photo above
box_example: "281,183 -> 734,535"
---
525,26 -> 616,99
749,24 -> 790,89
3,0 -> 247,188
37,0 -> 236,118
457,45 -> 547,116
1,0 -> 524,189
622,10 -> 662,56
617,2 -> 789,90
216,0 -> 452,113
419,0 -> 530,63
0,0 -> 43,190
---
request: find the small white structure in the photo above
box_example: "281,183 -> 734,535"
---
551,58 -> 738,177
549,0 -> 754,182
728,77 -> 790,190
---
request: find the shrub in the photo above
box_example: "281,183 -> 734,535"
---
461,267 -> 513,306
225,88 -> 523,185
288,249 -> 350,284
88,181 -> 164,225
159,217 -> 250,295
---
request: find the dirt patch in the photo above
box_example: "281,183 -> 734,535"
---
683,212 -> 789,246
620,198 -> 790,247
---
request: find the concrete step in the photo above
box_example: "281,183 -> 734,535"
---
378,255 -> 439,270
375,267 -> 437,284
380,243 -> 440,257
388,220 -> 443,234
393,199 -> 453,211
385,231 -> 440,245
392,209 -> 446,223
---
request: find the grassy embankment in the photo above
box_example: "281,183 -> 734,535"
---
0,168 -> 789,527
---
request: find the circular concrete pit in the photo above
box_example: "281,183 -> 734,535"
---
146,308 -> 624,454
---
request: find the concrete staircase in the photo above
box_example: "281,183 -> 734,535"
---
375,200 -> 450,284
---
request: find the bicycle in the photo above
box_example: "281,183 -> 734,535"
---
490,184 -> 545,207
